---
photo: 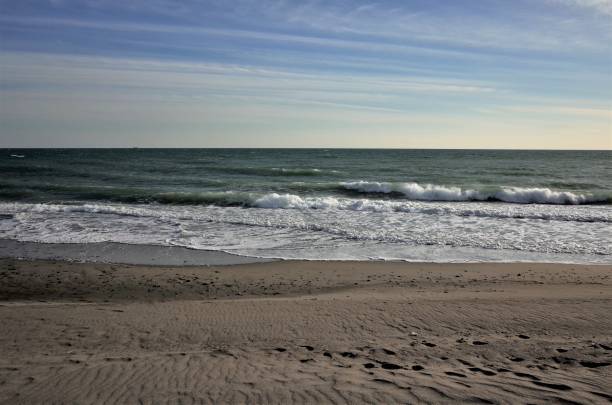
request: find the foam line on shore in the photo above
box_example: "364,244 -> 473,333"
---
0,239 -> 273,266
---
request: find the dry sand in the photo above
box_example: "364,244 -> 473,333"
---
0,259 -> 611,404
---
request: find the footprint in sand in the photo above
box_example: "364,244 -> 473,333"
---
532,381 -> 572,391
445,371 -> 467,378
372,378 -> 394,385
468,367 -> 496,376
579,361 -> 611,368
380,362 -> 402,370
513,372 -> 540,380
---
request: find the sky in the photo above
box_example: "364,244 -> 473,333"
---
0,0 -> 611,149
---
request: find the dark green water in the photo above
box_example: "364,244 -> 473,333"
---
1,149 -> 610,263
2,149 -> 611,205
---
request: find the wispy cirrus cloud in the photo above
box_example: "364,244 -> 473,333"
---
550,0 -> 612,15
255,0 -> 611,51
3,1 -> 611,53
0,51 -> 497,105
0,15 -> 490,60
0,0 -> 610,148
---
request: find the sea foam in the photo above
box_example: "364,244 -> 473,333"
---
1,200 -> 610,262
2,194 -> 611,223
341,181 -> 606,205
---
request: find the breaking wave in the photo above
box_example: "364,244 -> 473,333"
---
2,193 -> 610,223
340,181 -> 610,205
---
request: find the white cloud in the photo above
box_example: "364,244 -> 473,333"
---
0,16 -> 473,59
2,0 -> 611,55
551,0 -> 612,15
0,52 -> 497,106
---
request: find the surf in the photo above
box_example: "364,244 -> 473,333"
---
340,181 -> 610,205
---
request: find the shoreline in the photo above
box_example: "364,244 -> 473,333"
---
1,238 -> 610,267
0,239 -> 275,266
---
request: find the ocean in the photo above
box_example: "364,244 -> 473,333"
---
1,148 -> 611,263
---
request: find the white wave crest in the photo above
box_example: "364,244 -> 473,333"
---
247,194 -> 611,222
253,193 -> 340,209
345,181 -> 483,201
493,188 -> 590,205
341,181 -> 604,205
1,200 -> 610,261
1,193 -> 611,224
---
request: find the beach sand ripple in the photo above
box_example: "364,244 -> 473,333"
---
0,260 -> 610,404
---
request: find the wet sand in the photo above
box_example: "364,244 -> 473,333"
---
0,239 -> 275,266
0,259 -> 611,404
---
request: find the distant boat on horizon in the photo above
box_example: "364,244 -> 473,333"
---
10,154 -> 25,158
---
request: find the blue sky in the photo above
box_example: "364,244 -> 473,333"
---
0,0 -> 610,148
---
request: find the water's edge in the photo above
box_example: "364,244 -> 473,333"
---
0,239 -> 275,266
1,239 -> 610,267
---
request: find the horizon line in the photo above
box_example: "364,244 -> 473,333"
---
2,147 -> 611,151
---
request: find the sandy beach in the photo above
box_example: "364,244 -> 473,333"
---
2,0 -> 611,402
0,258 -> 610,404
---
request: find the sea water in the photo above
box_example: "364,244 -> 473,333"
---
1,149 -> 610,263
